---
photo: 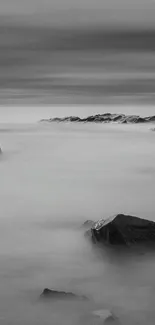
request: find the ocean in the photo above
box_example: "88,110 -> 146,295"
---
0,106 -> 155,324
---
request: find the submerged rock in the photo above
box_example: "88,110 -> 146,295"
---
93,309 -> 119,324
83,309 -> 119,325
89,214 -> 155,245
82,220 -> 95,240
40,113 -> 155,125
40,288 -> 87,301
82,220 -> 95,229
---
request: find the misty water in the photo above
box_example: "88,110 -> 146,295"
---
0,107 -> 155,325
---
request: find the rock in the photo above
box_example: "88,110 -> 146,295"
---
89,214 -> 155,245
81,309 -> 119,325
40,288 -> 87,301
92,309 -> 119,324
82,220 -> 95,229
82,220 -> 94,239
146,116 -> 155,122
40,113 -> 155,125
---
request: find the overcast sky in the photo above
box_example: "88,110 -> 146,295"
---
0,0 -> 155,28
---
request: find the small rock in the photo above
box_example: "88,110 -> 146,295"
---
93,309 -> 119,324
82,220 -> 95,239
40,288 -> 87,301
82,220 -> 94,228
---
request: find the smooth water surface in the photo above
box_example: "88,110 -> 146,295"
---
0,117 -> 155,324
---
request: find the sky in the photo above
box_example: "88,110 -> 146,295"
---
0,0 -> 155,107
0,0 -> 155,28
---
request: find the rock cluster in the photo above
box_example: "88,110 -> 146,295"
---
40,113 -> 155,124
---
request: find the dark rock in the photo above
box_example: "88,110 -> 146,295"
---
69,116 -> 80,122
40,113 -> 155,125
40,288 -> 87,301
146,116 -> 155,122
112,114 -> 124,122
89,214 -> 155,245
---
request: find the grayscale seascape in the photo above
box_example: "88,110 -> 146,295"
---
1,0 -> 155,323
0,106 -> 155,324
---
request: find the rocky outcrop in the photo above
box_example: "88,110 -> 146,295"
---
40,288 -> 87,301
87,214 -> 155,245
40,113 -> 155,124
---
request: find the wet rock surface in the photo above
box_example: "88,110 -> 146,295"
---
40,288 -> 87,301
87,214 -> 155,246
40,113 -> 155,124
